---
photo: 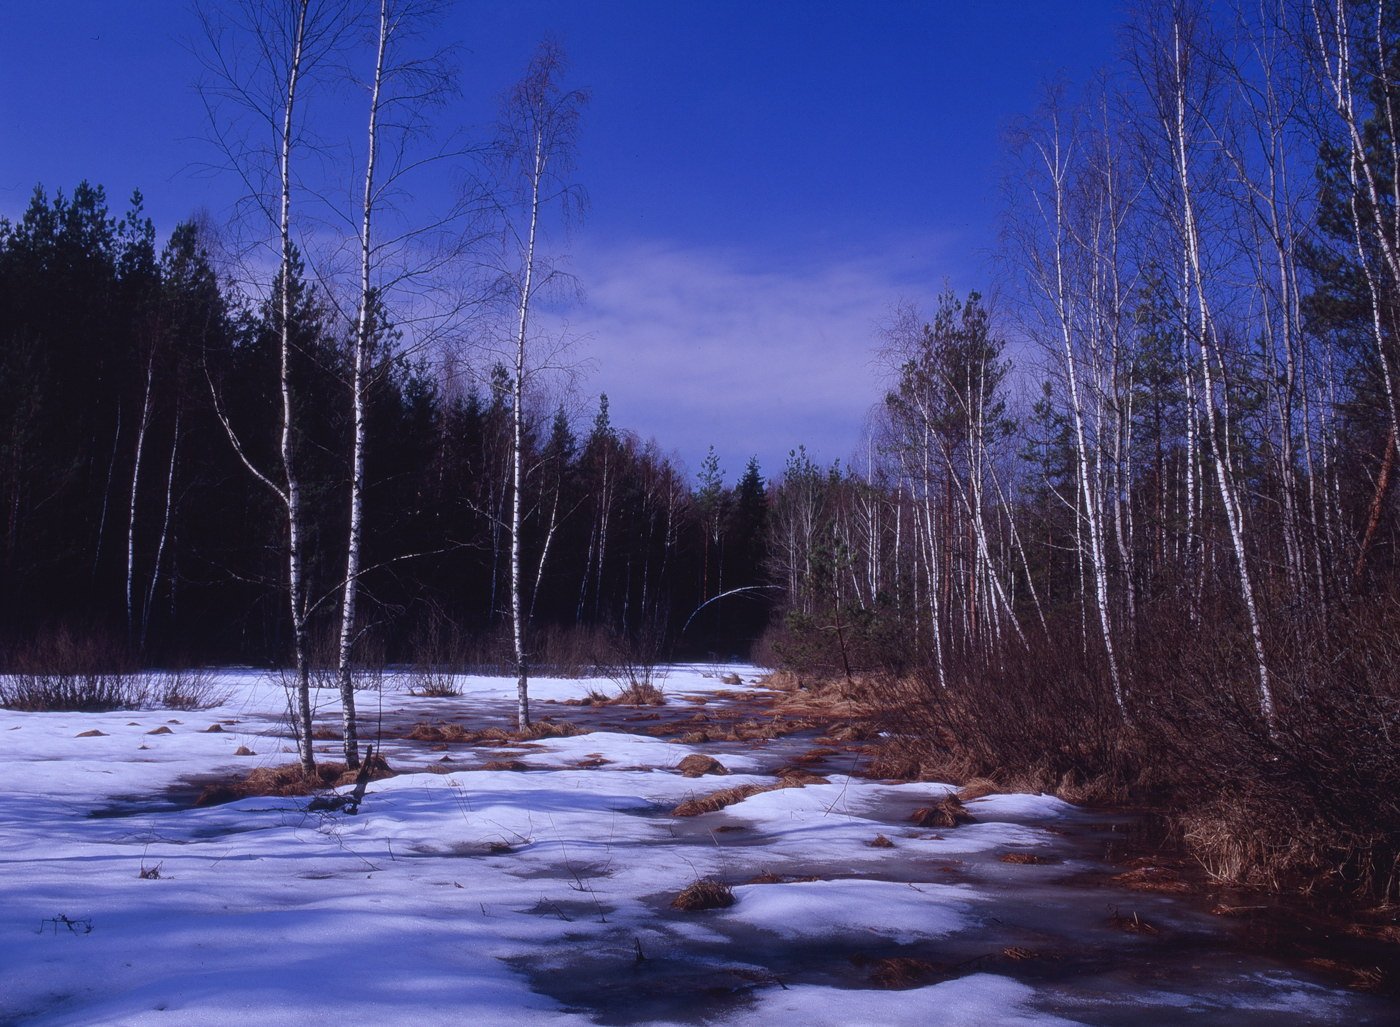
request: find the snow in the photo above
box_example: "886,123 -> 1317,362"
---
0,664 -> 1389,1025
725,974 -> 1081,1027
722,879 -> 975,943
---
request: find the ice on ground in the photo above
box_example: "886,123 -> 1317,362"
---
723,879 -> 976,943
724,974 -> 1082,1027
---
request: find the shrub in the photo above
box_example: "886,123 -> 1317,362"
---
593,626 -> 669,697
0,670 -> 149,712
150,668 -> 228,710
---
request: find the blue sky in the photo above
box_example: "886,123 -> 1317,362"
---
0,0 -> 1124,484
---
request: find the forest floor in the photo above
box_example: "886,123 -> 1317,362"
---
0,665 -> 1396,1025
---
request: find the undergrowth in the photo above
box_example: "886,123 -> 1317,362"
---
783,598 -> 1400,908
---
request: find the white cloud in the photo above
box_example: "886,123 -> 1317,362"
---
541,236 -> 958,481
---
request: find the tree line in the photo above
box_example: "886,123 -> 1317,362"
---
0,179 -> 775,667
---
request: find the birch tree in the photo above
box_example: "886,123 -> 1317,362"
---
198,0 -> 356,772
333,0 -> 458,769
495,41 -> 586,730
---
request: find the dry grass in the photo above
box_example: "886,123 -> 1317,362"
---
868,834 -> 895,848
402,718 -> 585,746
956,777 -> 999,801
867,957 -> 938,989
677,754 -> 727,778
612,681 -> 667,706
1108,907 -> 1160,935
999,852 -> 1055,866
911,794 -> 973,828
774,766 -> 830,785
671,769 -> 828,816
479,759 -> 531,771
671,878 -> 734,911
672,783 -> 775,817
193,752 -> 395,806
1113,862 -> 1193,893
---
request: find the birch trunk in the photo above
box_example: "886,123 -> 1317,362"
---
509,126 -> 544,732
335,0 -> 391,772
279,0 -> 315,773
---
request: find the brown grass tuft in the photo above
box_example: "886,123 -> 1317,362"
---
194,754 -> 395,806
868,834 -> 895,848
867,957 -> 938,989
233,745 -> 255,756
612,681 -> 667,706
672,783 -> 773,817
956,777 -> 999,801
671,878 -> 735,911
911,793 -> 973,828
479,759 -> 531,772
1113,863 -> 1193,893
1108,908 -> 1160,935
403,721 -> 474,743
775,766 -> 829,785
677,754 -> 727,778
999,852 -> 1055,866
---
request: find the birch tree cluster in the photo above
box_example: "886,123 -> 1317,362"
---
763,0 -> 1400,900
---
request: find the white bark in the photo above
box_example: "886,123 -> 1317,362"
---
335,0 -> 391,771
141,407 -> 180,653
278,0 -> 315,771
126,356 -> 155,641
1166,19 -> 1275,725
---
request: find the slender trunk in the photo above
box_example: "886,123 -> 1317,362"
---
1038,121 -> 1126,714
336,0 -> 389,771
93,408 -> 122,582
1355,428 -> 1396,579
281,0 -> 315,773
127,356 -> 155,642
510,130 -> 544,732
141,406 -> 180,654
1169,21 -> 1273,726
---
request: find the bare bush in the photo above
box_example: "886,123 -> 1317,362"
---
1139,601 -> 1400,903
0,671 -> 148,712
150,669 -> 229,710
593,626 -> 669,700
861,620 -> 1130,801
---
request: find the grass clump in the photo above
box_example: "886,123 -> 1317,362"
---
194,752 -> 395,807
672,783 -> 774,817
676,754 -> 727,778
911,794 -> 973,828
671,878 -> 735,911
